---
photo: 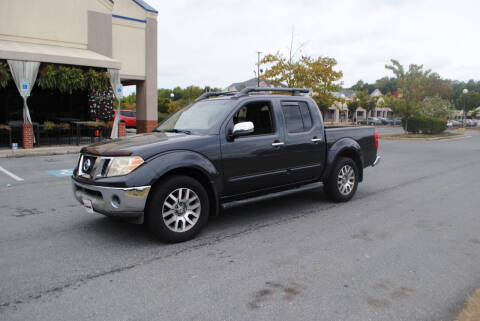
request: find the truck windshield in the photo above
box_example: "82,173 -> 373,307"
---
154,99 -> 233,134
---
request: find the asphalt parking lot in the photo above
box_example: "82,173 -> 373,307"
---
0,129 -> 479,321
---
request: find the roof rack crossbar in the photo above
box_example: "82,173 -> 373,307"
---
235,87 -> 311,97
194,91 -> 237,102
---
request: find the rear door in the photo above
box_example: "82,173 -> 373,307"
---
279,100 -> 326,183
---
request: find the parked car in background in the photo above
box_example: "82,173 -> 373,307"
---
379,117 -> 390,125
114,110 -> 136,128
466,119 -> 478,127
392,118 -> 402,126
447,119 -> 462,127
358,117 -> 381,125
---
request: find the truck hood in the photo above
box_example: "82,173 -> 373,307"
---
80,132 -> 214,160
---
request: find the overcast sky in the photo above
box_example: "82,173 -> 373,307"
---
144,0 -> 479,90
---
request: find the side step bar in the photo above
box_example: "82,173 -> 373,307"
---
221,182 -> 323,210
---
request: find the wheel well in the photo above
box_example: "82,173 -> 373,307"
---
337,149 -> 363,182
147,167 -> 218,217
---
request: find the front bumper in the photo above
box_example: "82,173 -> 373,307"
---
72,178 -> 151,224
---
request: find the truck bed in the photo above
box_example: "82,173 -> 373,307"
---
325,126 -> 377,167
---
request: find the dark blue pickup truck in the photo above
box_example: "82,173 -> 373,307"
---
72,88 -> 380,242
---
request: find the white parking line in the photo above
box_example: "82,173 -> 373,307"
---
0,166 -> 24,181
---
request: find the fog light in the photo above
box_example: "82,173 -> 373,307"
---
111,195 -> 121,208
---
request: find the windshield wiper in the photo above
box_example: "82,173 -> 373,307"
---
155,129 -> 191,134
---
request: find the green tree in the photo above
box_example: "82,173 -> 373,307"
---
347,99 -> 359,120
421,96 -> 454,119
157,88 -> 173,113
375,77 -> 397,95
456,90 -> 480,112
385,59 -> 425,130
350,80 -> 366,92
382,94 -> 410,121
177,86 -> 204,106
350,80 -> 375,94
158,86 -> 220,114
355,89 -> 377,117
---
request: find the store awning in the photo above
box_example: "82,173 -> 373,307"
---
0,39 -> 121,69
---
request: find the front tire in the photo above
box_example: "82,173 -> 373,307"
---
324,157 -> 358,202
146,175 -> 209,243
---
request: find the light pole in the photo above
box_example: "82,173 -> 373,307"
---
256,51 -> 262,87
462,88 -> 468,127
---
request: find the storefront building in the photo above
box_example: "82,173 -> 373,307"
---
0,0 -> 158,147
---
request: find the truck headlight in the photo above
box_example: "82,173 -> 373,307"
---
106,156 -> 144,177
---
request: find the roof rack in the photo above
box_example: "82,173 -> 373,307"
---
194,91 -> 237,102
235,87 -> 311,98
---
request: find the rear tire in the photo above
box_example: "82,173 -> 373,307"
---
146,175 -> 209,243
324,157 -> 358,202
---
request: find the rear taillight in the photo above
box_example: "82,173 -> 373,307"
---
374,129 -> 379,149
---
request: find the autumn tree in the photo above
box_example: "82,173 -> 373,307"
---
167,101 -> 181,114
260,53 -> 343,115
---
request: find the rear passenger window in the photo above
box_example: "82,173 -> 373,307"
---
299,102 -> 312,130
282,102 -> 313,133
282,106 -> 303,133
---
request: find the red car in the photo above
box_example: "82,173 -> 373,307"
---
114,110 -> 136,128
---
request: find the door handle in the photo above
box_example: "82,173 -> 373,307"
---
271,141 -> 285,147
311,137 -> 322,142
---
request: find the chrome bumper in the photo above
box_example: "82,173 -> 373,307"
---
72,179 -> 151,224
372,156 -> 381,167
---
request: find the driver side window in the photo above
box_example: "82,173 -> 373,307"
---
233,101 -> 275,136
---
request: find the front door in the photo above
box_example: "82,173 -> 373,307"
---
220,99 -> 289,197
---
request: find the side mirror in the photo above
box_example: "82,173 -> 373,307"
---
232,121 -> 254,137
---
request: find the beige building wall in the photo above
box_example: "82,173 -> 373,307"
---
0,0 -> 112,48
112,0 -> 148,20
112,18 -> 146,78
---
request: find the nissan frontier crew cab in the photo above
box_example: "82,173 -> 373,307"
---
72,87 -> 380,242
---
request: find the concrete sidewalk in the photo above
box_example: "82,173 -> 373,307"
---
0,145 -> 85,158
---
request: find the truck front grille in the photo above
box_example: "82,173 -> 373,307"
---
78,155 -> 112,179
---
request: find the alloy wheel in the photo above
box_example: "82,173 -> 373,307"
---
337,164 -> 355,196
162,188 -> 201,232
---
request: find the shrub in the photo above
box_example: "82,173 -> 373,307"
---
0,124 -> 11,132
43,121 -> 56,131
167,101 -> 181,114
57,123 -> 70,130
402,116 -> 447,134
158,112 -> 168,123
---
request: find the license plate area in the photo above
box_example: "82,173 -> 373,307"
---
83,199 -> 94,213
